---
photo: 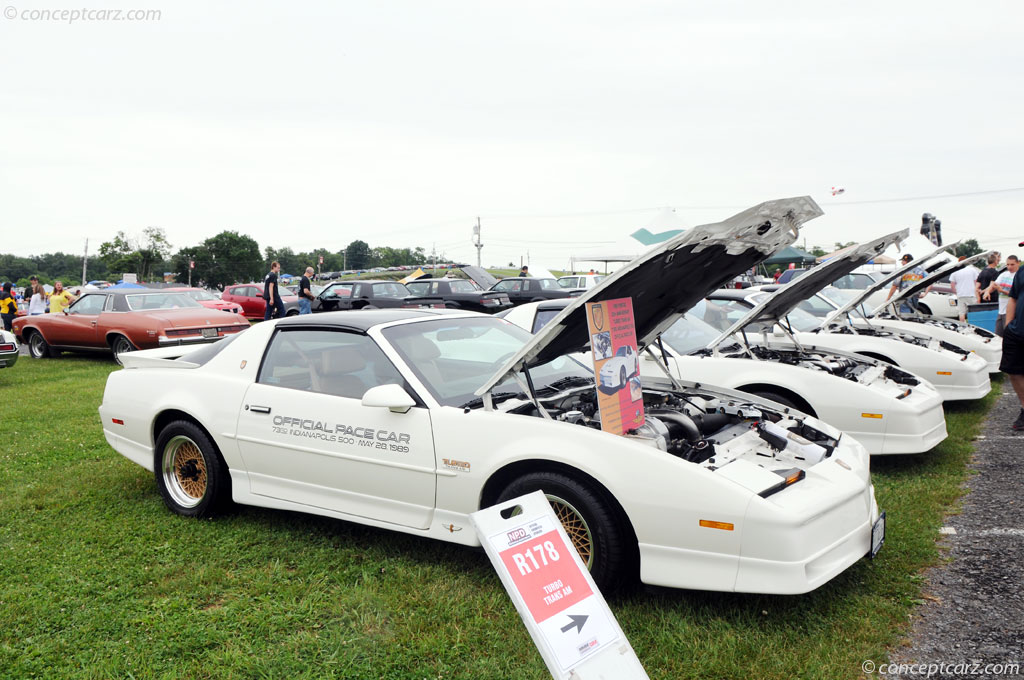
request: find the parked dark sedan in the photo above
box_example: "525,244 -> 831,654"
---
405,277 -> 512,313
312,280 -> 445,312
488,277 -> 578,306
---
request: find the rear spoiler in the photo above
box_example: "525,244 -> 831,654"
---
118,346 -> 202,369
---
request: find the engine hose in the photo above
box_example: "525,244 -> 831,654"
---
691,412 -> 731,434
648,409 -> 701,442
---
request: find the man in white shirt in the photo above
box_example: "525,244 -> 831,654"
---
994,255 -> 1019,336
948,256 -> 980,322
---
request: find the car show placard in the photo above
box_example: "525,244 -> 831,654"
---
585,297 -> 645,435
470,491 -> 648,680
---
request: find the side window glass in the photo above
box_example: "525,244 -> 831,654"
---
69,294 -> 105,315
257,329 -> 405,399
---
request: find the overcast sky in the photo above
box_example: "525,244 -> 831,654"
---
2,0 -> 1023,270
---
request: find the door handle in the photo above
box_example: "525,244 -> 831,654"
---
248,405 -> 271,414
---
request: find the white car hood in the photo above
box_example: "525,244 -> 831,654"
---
704,230 -> 906,348
868,250 -> 993,316
476,196 -> 823,396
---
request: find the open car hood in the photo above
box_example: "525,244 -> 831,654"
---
821,240 -> 959,326
869,250 -> 993,315
460,266 -> 499,289
704,230 -> 906,348
476,196 -> 822,396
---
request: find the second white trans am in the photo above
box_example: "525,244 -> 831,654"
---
100,197 -> 885,595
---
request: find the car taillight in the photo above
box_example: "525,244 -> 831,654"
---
0,343 -> 14,352
482,298 -> 497,306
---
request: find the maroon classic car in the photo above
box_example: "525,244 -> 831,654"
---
221,284 -> 300,319
12,289 -> 250,362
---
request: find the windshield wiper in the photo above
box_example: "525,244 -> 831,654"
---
460,390 -> 526,410
537,376 -> 594,394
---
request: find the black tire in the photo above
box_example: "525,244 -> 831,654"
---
110,335 -> 136,364
619,366 -> 626,387
917,303 -> 932,316
286,309 -> 299,316
496,472 -> 634,592
28,330 -> 52,359
154,420 -> 230,518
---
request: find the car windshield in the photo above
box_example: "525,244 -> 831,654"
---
536,278 -> 560,290
661,313 -> 729,355
817,288 -> 869,319
123,293 -> 203,311
557,277 -> 578,288
371,282 -> 409,298
183,289 -> 217,302
449,279 -> 481,293
382,317 -> 593,407
405,282 -> 429,295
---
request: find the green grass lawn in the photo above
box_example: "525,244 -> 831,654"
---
0,356 -> 1000,679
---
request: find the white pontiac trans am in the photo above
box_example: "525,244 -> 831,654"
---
829,250 -> 1002,373
100,197 -> 884,594
707,241 -> 992,403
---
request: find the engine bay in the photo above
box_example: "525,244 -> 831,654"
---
506,386 -> 839,475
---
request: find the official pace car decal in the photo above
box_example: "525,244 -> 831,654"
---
271,414 -> 412,452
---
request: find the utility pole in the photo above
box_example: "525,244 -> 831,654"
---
81,239 -> 88,286
473,217 -> 483,268
432,243 -> 437,271
188,254 -> 193,287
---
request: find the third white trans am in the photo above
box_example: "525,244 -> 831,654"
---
817,248 -> 1002,372
99,196 -> 885,595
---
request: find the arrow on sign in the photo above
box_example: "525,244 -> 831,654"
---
560,614 -> 588,634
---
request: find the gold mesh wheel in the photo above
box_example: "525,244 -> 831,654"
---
547,494 -> 594,569
162,435 -> 209,509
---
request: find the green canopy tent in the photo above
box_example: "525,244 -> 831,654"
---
761,245 -> 816,272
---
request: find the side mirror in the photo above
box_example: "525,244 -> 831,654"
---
361,383 -> 416,414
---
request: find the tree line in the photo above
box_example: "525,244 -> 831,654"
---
1,228 -> 445,290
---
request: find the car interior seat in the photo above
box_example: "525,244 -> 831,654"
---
397,334 -> 444,388
315,344 -> 369,399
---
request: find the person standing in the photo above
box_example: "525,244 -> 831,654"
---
298,267 -> 315,315
47,281 -> 77,315
0,283 -> 17,330
773,268 -> 782,282
263,261 -> 284,320
994,255 -> 1019,336
949,256 -> 980,322
885,253 -> 928,313
518,265 -> 529,277
27,282 -> 47,315
999,257 -> 1024,430
977,252 -> 1002,301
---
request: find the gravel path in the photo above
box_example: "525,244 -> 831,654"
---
888,385 -> 1024,679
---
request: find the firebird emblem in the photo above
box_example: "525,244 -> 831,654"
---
444,524 -> 462,533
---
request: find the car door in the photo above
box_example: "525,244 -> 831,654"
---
316,283 -> 355,312
493,279 -> 524,304
234,327 -> 437,528
45,293 -> 106,346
